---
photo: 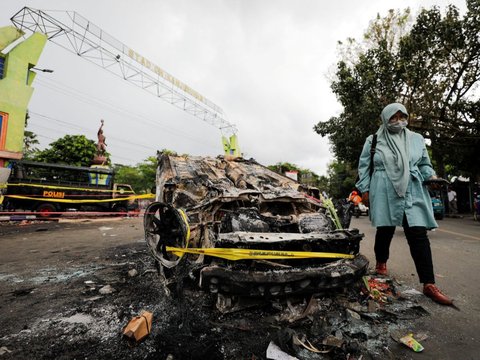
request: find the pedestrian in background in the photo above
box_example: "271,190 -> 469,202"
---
356,103 -> 452,305
448,187 -> 458,214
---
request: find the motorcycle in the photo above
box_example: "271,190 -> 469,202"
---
353,202 -> 369,218
334,199 -> 354,229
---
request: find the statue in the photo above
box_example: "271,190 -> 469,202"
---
92,119 -> 108,165
97,119 -> 107,155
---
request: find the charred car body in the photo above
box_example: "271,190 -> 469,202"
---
144,154 -> 368,302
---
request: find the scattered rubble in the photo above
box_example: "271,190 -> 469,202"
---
128,268 -> 138,277
122,311 -> 153,343
98,284 -> 116,295
0,347 -> 12,355
0,241 -> 433,359
398,333 -> 424,352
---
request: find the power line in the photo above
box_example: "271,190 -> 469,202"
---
27,74 -> 223,163
29,111 -> 159,152
32,130 -> 140,164
34,75 -> 220,150
26,120 -> 147,163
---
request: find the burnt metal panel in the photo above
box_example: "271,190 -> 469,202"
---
145,154 -> 367,298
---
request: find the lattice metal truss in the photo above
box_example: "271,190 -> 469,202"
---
11,7 -> 237,135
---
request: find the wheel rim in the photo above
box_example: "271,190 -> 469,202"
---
37,204 -> 56,217
144,202 -> 188,268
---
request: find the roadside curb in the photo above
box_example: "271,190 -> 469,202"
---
58,216 -> 127,223
0,214 -> 38,221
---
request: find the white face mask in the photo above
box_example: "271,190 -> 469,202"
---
387,120 -> 408,133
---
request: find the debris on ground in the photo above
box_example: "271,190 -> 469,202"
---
362,275 -> 398,303
128,269 -> 138,277
98,284 -> 115,295
123,311 -> 153,343
398,333 -> 424,352
266,341 -> 299,360
0,241 -> 433,359
0,347 -> 12,355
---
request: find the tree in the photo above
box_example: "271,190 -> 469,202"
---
137,156 -> 157,189
23,111 -> 40,159
114,156 -> 157,193
32,135 -> 109,167
23,130 -> 40,160
326,161 -> 357,200
267,162 -> 301,175
114,165 -> 143,192
315,9 -> 411,166
267,162 -> 328,191
159,148 -> 178,156
315,1 -> 480,181
399,1 -> 480,180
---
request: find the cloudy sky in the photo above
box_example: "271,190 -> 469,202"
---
1,0 -> 467,175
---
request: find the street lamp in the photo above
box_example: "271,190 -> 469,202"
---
31,67 -> 54,73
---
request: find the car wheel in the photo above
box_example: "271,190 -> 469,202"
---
36,203 -> 58,218
113,205 -> 128,216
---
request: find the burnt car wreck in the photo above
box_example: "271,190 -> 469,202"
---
144,154 -> 368,306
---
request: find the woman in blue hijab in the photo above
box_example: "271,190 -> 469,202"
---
356,103 -> 452,305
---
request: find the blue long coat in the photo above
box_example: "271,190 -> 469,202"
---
356,131 -> 438,229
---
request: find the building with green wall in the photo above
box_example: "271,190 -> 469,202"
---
0,25 -> 47,174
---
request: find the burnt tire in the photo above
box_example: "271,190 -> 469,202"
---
144,202 -> 189,269
35,203 -> 58,218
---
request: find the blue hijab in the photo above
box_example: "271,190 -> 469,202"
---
376,103 -> 410,197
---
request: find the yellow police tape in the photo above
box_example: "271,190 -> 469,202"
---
3,193 -> 155,203
158,204 -> 353,261
178,209 -> 191,248
165,246 -> 354,261
0,183 -> 133,193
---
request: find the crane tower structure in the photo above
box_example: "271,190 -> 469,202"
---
10,7 -> 240,156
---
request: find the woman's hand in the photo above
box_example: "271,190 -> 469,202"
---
361,192 -> 369,206
425,175 -> 448,190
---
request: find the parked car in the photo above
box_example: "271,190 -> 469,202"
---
429,190 -> 445,220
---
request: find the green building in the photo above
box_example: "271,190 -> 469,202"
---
0,25 -> 46,177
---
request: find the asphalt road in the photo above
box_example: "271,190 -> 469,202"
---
1,215 -> 478,359
351,215 -> 480,360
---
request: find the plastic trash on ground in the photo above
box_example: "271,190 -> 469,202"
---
266,341 -> 299,360
399,333 -> 424,352
362,275 -> 397,303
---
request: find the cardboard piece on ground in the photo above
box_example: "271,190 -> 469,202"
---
122,311 -> 153,342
